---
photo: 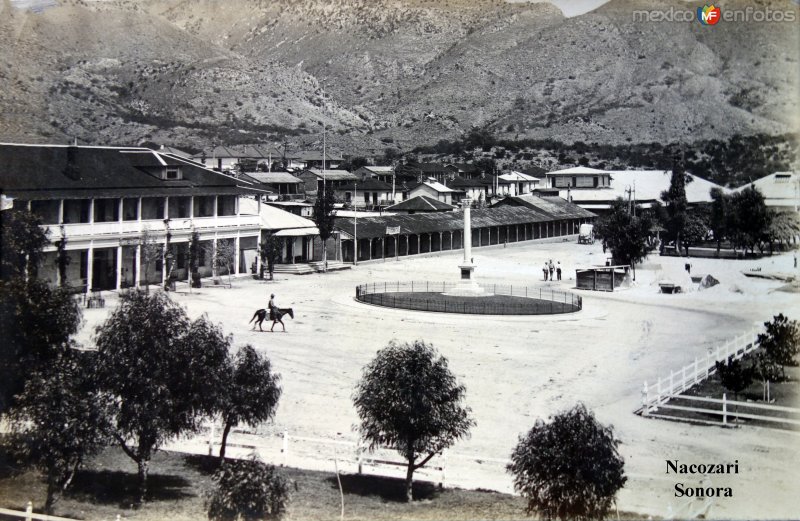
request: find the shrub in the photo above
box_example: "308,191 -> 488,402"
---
206,456 -> 289,521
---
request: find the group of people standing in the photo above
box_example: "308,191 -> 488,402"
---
542,259 -> 562,281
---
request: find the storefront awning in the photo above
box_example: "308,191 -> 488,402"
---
273,227 -> 319,237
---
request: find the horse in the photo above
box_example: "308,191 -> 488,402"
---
249,307 -> 294,332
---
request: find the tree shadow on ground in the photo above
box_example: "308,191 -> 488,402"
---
182,453 -> 223,475
67,469 -> 194,507
328,474 -> 440,502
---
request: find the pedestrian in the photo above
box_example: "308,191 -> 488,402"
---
548,259 -> 554,281
794,251 -> 797,269
685,262 -> 691,274
556,261 -> 562,281
543,263 -> 549,281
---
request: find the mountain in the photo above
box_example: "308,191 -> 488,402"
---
0,0 -> 797,156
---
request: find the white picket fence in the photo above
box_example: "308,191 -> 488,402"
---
0,504 -> 121,521
640,325 -> 760,413
639,325 -> 800,427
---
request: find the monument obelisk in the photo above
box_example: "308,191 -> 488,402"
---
447,196 -> 485,295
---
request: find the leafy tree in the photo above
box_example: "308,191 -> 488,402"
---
660,159 -> 690,253
753,351 -> 782,402
218,346 -> 282,461
9,349 -> 112,514
94,291 -> 230,504
188,229 -> 201,289
0,207 -> 50,281
0,278 -> 82,415
312,186 -> 337,272
757,314 -> 800,380
507,403 -> 626,521
593,198 -> 655,280
54,224 -> 70,287
680,213 -> 709,256
715,356 -> 754,403
206,456 -> 289,521
259,233 -> 282,281
727,186 -> 771,254
766,210 -> 800,252
213,239 -> 236,286
709,187 -> 729,255
139,227 -> 163,294
353,340 -> 474,502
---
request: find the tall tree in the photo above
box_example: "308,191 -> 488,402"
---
660,159 -> 690,254
94,292 -> 230,504
139,228 -> 162,294
727,186 -> 771,254
312,186 -> 337,272
593,198 -> 655,280
55,224 -> 70,287
9,349 -> 112,514
507,403 -> 626,521
188,229 -> 201,289
218,346 -> 282,462
353,340 -> 474,502
709,187 -> 729,255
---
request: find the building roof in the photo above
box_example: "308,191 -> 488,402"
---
0,143 -> 263,200
500,171 -> 541,183
491,194 -> 597,219
357,165 -> 395,174
192,144 -> 283,160
521,166 -> 547,178
152,145 -> 192,158
402,162 -> 450,174
240,198 -> 318,230
548,166 -> 608,176
354,178 -> 393,191
411,180 -> 457,193
245,171 -> 303,184
385,195 -> 455,212
561,170 -> 726,205
335,203 -> 594,239
448,176 -> 492,188
293,150 -> 344,162
301,169 -> 359,182
735,172 -> 799,206
445,163 -> 482,174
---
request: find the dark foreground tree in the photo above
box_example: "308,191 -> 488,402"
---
593,198 -> 655,280
353,340 -> 474,502
218,345 -> 282,461
757,314 -> 800,379
9,350 -> 112,514
0,278 -> 83,415
312,186 -> 336,272
94,291 -> 230,504
206,456 -> 289,521
727,186 -> 771,254
660,160 -> 690,253
508,403 -> 626,521
0,207 -> 50,281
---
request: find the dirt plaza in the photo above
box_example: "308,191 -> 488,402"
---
77,240 -> 800,519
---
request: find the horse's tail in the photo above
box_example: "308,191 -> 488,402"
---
249,310 -> 260,324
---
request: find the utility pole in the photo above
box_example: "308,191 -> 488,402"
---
353,180 -> 358,266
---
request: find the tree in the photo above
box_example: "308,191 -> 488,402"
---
140,228 -> 162,294
188,229 -> 202,289
353,340 -> 474,502
660,160 -> 690,253
593,199 -> 655,280
753,351 -> 782,402
312,186 -> 337,272
213,239 -> 236,286
218,346 -> 282,462
55,224 -> 70,287
727,186 -> 771,254
94,291 -> 230,504
0,278 -> 83,415
206,456 -> 289,521
680,213 -> 709,256
0,207 -> 50,281
259,233 -> 282,281
709,187 -> 729,255
715,356 -> 754,417
757,314 -> 799,380
9,349 -> 112,514
507,403 -> 626,521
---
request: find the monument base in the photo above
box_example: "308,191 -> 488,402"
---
443,264 -> 491,296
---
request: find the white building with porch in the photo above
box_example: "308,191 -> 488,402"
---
1,143 -> 267,293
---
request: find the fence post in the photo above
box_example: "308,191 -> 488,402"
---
440,450 -> 447,489
641,381 -> 649,415
357,439 -> 363,475
282,431 -> 289,466
25,501 -> 33,521
722,394 -> 727,426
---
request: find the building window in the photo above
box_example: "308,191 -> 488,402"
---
30,200 -> 60,224
141,197 -> 165,220
63,199 -> 91,224
168,196 -> 191,219
345,192 -> 352,202
195,196 -> 215,217
123,198 -> 139,221
217,195 -> 237,216
94,198 -> 120,222
164,168 -> 181,180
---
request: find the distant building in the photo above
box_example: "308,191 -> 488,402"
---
244,171 -> 304,198
336,178 -> 396,210
191,145 -> 281,172
448,176 -> 491,204
353,165 -> 396,183
288,150 -> 344,170
297,169 -> 359,194
408,179 -> 457,205
385,195 -> 455,214
445,163 -> 483,179
265,200 -> 314,218
545,166 -> 612,189
398,162 -> 452,184
498,171 -> 540,196
735,172 -> 799,210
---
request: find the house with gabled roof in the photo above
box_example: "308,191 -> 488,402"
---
408,179 -> 457,205
385,195 -> 455,215
335,178 -> 395,210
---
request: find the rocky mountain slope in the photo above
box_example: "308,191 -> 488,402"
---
1,0 -> 797,155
